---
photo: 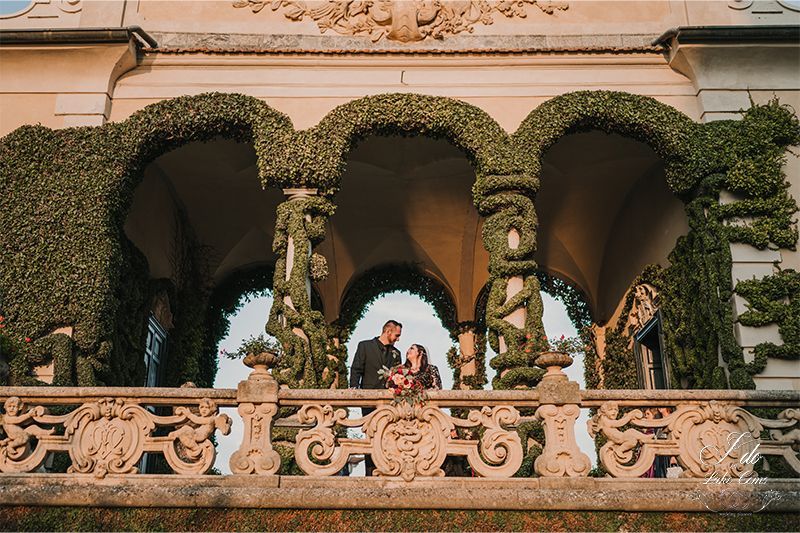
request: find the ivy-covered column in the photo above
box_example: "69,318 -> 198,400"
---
447,322 -> 488,390
474,175 -> 546,390
267,189 -> 334,388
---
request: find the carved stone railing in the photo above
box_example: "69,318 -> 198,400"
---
0,355 -> 798,486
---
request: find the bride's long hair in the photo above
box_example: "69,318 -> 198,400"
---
404,344 -> 429,371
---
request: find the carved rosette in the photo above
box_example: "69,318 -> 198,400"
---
230,402 -> 282,475
294,403 -> 523,480
535,403 -> 591,477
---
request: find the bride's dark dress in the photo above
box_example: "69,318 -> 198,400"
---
411,364 -> 442,390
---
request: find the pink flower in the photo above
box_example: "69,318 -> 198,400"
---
24,337 -> 31,343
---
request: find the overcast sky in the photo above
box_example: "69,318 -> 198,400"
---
213,292 -> 596,474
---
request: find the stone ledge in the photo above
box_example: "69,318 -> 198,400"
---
0,475 -> 797,513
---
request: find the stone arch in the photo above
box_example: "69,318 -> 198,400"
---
335,263 -> 458,338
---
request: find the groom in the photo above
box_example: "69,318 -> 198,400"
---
349,319 -> 402,475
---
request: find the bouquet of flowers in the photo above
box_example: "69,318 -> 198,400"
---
378,365 -> 426,406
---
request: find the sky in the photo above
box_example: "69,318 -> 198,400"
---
213,291 -> 597,475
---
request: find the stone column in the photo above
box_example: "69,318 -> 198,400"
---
457,327 -> 477,389
498,228 -> 526,354
280,188 -> 317,343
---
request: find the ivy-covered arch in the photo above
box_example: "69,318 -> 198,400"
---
513,90 -> 698,194
261,92 -> 520,193
0,93 -> 294,387
511,91 -> 799,390
335,263 -> 458,339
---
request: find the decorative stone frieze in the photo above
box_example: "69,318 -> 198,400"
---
234,0 -> 568,43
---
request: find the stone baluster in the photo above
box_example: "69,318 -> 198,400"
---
533,351 -> 592,477
229,352 -> 282,474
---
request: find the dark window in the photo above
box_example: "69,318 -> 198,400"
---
144,314 -> 167,387
634,313 -> 669,389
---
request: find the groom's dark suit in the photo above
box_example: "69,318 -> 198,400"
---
349,337 -> 401,389
349,336 -> 401,476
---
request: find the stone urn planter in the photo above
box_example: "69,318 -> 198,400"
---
243,351 -> 278,380
534,350 -> 573,380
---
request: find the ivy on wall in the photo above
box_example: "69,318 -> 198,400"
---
1,90 -> 797,392
201,264 -> 275,382
336,263 -> 458,338
262,93 -> 521,193
515,93 -> 799,390
0,93 -> 293,386
736,269 -> 800,362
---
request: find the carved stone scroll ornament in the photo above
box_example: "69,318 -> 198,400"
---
233,0 -> 569,43
1,397 -> 231,477
535,403 -> 591,477
65,398 -> 154,477
67,397 -> 231,477
588,400 -> 800,478
0,0 -> 82,20
294,403 -> 523,480
163,399 -> 232,475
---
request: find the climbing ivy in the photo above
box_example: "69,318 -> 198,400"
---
1,90 -> 797,392
267,196 -> 338,389
336,263 -> 458,338
736,269 -> 800,362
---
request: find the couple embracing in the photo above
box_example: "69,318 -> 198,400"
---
349,319 -> 442,475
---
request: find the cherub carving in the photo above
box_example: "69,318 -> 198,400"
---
169,399 -> 231,459
588,402 -> 654,460
0,396 -> 54,459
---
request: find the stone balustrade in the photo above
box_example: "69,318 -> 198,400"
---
1,358 -> 798,481
0,355 -> 798,512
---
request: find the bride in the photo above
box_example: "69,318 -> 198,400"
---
402,344 -> 442,390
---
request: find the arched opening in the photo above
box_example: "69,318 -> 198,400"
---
123,138 -> 284,387
316,135 -> 486,330
536,131 -> 689,324
536,130 -> 689,392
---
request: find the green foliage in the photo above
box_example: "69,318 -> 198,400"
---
0,92 -> 292,386
0,90 -> 797,390
225,333 -> 282,359
267,196 -> 339,389
336,263 -> 458,338
736,269 -> 800,361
